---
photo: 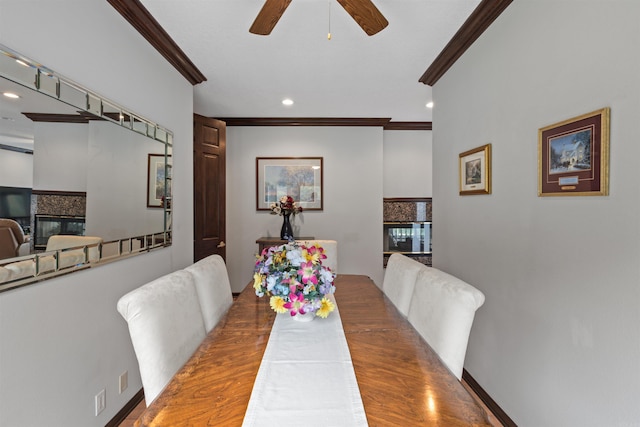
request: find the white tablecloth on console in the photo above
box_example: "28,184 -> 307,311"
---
242,299 -> 368,427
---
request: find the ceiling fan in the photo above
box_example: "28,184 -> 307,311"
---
249,0 -> 388,36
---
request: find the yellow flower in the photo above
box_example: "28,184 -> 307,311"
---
316,297 -> 335,318
302,246 -> 324,265
253,272 -> 264,292
273,251 -> 286,266
270,296 -> 288,313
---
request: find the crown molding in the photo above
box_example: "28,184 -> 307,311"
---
384,121 -> 432,131
107,0 -> 207,85
218,118 -> 432,129
219,117 -> 392,127
419,0 -> 512,86
22,112 -> 104,123
0,143 -> 33,155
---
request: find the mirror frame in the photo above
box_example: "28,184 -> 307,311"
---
0,44 -> 173,292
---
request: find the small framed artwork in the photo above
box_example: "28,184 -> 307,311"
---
147,154 -> 171,208
256,157 -> 323,211
459,144 -> 492,195
538,108 -> 610,196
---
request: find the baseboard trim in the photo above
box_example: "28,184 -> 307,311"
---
105,388 -> 144,427
462,369 -> 517,427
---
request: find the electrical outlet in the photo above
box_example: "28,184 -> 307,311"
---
119,371 -> 128,394
95,389 -> 106,416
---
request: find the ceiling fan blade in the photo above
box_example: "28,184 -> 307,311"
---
249,0 -> 293,35
336,0 -> 388,36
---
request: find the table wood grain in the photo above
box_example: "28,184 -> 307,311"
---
135,274 -> 490,426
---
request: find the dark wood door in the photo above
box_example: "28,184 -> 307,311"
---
193,114 -> 226,262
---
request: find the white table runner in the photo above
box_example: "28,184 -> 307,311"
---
242,300 -> 368,427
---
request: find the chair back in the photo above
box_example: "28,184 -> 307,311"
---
407,267 -> 485,380
0,219 -> 26,244
45,235 -> 103,262
117,270 -> 206,405
185,254 -> 233,333
297,239 -> 338,273
0,227 -> 19,260
0,219 -> 26,260
382,253 -> 424,316
0,265 -> 11,282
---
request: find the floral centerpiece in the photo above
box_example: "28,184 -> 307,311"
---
270,195 -> 302,240
253,241 -> 336,319
270,195 -> 303,216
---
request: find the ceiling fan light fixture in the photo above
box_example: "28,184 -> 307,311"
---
250,0 -> 387,37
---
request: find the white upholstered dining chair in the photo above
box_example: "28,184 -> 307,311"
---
185,254 -> 233,333
45,235 -> 103,267
297,239 -> 338,273
116,270 -> 206,405
407,267 -> 485,380
381,253 -> 425,317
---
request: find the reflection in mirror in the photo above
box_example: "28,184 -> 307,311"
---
0,44 -> 173,292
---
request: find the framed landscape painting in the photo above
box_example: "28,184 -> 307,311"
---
147,154 -> 171,208
538,108 -> 610,196
459,144 -> 492,195
256,157 -> 323,211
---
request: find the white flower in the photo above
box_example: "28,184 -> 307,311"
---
320,268 -> 335,283
286,248 -> 304,266
266,275 -> 277,291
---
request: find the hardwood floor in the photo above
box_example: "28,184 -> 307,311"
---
462,380 -> 504,426
118,379 -> 503,427
118,399 -> 145,427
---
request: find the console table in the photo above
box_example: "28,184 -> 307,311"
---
256,236 -> 314,254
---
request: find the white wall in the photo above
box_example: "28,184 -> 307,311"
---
0,149 -> 32,188
32,122 -> 88,191
432,1 -> 640,426
383,130 -> 432,197
226,126 -> 384,292
85,122 -> 165,240
0,1 -> 194,426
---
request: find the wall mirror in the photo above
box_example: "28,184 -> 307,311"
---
0,44 -> 172,292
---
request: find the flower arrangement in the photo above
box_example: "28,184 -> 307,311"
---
270,195 -> 303,216
253,241 -> 336,318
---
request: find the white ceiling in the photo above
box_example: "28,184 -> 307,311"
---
0,78 -> 79,149
139,0 -> 481,122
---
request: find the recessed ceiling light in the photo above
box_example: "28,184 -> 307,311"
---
282,98 -> 294,106
3,92 -> 20,99
426,101 -> 434,108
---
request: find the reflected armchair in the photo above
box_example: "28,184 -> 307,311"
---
0,219 -> 30,260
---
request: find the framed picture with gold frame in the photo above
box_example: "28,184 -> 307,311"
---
147,153 -> 171,208
459,144 -> 492,195
256,157 -> 323,210
538,108 -> 610,196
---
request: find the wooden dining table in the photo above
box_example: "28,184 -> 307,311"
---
135,274 -> 491,426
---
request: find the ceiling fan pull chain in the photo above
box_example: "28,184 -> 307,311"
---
327,0 -> 332,40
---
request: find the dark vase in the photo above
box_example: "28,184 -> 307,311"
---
280,213 -> 293,241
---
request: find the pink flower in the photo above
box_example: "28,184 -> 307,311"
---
283,291 -> 307,316
298,261 -> 318,285
303,245 -> 327,265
